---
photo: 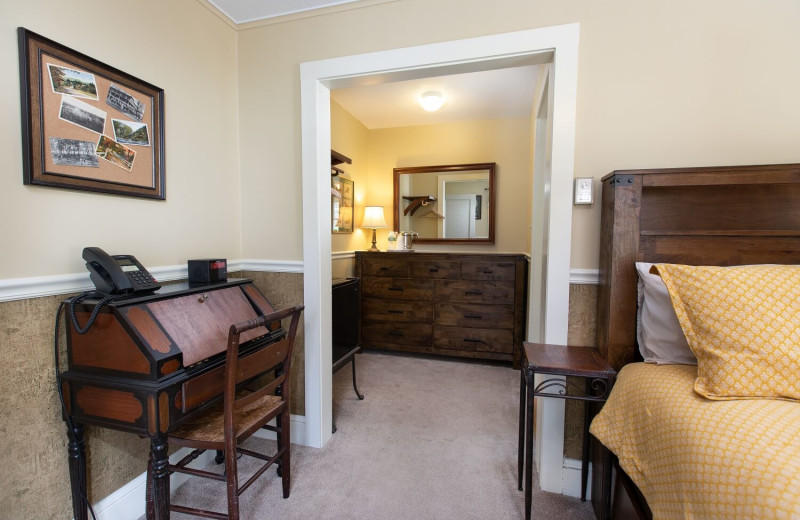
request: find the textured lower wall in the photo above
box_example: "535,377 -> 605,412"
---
0,293 -> 149,519
0,271 -> 303,519
564,283 -> 599,459
241,271 -> 305,415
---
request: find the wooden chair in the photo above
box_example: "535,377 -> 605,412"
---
163,304 -> 304,520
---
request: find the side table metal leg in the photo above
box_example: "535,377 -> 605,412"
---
581,380 -> 591,501
351,356 -> 364,400
517,368 -> 526,491
525,369 -> 534,520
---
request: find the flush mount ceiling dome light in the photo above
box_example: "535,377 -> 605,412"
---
420,91 -> 445,112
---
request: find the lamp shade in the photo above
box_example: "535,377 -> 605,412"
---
362,206 -> 387,229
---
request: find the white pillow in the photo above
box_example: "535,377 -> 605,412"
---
635,262 -> 697,365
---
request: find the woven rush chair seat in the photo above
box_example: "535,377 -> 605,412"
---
154,304 -> 304,520
169,392 -> 283,446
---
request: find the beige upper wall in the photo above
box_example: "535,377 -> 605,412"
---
238,0 -> 800,269
331,100 -> 371,252
366,118 -> 532,252
330,99 -> 532,253
0,0 -> 239,279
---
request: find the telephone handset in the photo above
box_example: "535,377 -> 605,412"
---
70,247 -> 161,335
83,246 -> 161,295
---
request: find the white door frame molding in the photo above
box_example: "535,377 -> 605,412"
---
300,23 -> 579,492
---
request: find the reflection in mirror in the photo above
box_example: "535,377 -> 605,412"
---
393,163 -> 495,244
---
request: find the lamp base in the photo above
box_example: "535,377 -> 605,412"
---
368,228 -> 380,252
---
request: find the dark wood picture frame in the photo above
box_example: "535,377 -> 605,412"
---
18,28 -> 165,200
331,176 -> 354,233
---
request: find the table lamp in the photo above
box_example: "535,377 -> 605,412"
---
362,206 -> 387,252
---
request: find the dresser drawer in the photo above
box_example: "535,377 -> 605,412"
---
359,257 -> 409,277
435,303 -> 513,329
362,322 -> 433,346
362,298 -> 433,323
409,260 -> 461,279
435,280 -> 514,304
461,261 -> 516,281
362,277 -> 434,301
434,326 -> 513,354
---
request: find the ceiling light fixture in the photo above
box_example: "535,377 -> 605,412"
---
420,91 -> 445,112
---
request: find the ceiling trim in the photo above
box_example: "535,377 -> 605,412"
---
196,0 -> 402,30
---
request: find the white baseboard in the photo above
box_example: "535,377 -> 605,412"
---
562,457 -> 592,500
83,414 -> 306,520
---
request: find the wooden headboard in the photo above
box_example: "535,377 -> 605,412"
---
595,163 -> 800,371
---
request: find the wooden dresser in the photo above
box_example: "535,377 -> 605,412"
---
354,252 -> 528,366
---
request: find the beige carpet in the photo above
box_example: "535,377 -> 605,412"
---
160,351 -> 596,519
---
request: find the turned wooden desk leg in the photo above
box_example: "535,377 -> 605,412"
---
146,434 -> 170,520
67,421 -> 88,520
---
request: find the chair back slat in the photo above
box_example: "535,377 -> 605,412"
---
235,337 -> 290,385
235,374 -> 286,411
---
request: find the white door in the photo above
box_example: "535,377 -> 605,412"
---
444,195 -> 475,238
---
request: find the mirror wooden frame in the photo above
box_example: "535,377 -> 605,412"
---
393,163 -> 495,245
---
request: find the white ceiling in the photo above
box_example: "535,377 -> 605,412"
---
331,66 -> 539,129
208,0 -> 364,24
208,1 -> 540,129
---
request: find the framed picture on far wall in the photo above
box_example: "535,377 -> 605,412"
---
331,177 -> 353,233
18,28 -> 165,199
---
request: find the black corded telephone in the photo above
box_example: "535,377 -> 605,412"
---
69,247 -> 161,335
83,246 -> 161,295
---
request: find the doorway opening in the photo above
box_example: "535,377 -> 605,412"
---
300,23 -> 579,492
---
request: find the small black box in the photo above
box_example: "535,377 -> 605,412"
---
188,259 -> 227,284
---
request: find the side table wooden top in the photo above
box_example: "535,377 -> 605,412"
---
522,342 -> 615,378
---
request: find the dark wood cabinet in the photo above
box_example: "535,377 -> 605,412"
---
355,252 -> 528,366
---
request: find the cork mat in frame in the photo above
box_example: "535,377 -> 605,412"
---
18,28 -> 165,200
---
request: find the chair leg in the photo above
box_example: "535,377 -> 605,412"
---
280,409 -> 291,498
225,441 -> 240,520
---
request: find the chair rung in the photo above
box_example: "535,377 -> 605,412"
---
238,447 -> 286,496
170,503 -> 228,519
171,448 -> 207,470
169,464 -> 226,482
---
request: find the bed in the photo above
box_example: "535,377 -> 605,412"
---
587,163 -> 800,520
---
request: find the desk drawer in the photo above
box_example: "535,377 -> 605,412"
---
435,303 -> 513,329
434,326 -> 513,354
362,322 -> 433,346
362,277 -> 433,301
410,260 -> 461,279
363,298 -> 433,323
359,257 -> 409,277
461,261 -> 516,281
435,280 -> 514,304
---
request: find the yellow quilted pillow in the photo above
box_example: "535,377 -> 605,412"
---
652,264 -> 800,401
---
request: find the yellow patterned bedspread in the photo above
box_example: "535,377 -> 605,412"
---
589,363 -> 800,519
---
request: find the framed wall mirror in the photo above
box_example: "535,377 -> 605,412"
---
393,163 -> 495,244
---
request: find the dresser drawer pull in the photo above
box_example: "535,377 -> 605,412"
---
388,331 -> 403,337
429,268 -> 439,273
464,290 -> 482,295
464,314 -> 482,319
387,310 -> 404,314
380,266 -> 390,271
482,268 -> 493,274
388,286 -> 403,292
463,338 -> 484,343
